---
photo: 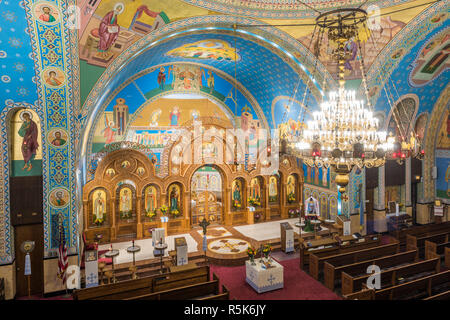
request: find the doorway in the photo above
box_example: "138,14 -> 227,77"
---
14,224 -> 44,297
190,166 -> 223,226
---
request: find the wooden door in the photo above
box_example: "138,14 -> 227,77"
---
14,224 -> 44,297
191,191 -> 222,226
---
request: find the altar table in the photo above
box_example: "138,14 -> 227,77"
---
245,259 -> 284,293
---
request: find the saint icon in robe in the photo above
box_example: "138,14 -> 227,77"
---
170,106 -> 180,126
157,67 -> 166,90
38,6 -> 56,23
50,130 -> 66,147
96,3 -> 124,60
269,176 -> 278,202
144,186 -> 157,214
93,190 -> 106,225
232,180 -> 242,209
102,114 -> 118,144
18,110 -> 39,171
250,178 -> 261,201
119,187 -> 132,219
169,185 -> 181,214
44,70 -> 63,87
287,175 -> 296,202
50,189 -> 69,208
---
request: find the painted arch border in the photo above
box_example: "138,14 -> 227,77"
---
361,0 -> 449,107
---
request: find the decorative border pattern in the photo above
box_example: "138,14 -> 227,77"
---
23,0 -> 78,258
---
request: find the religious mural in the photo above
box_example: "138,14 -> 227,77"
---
191,166 -> 223,224
166,39 -> 239,61
436,108 -> 450,200
268,176 -> 278,203
92,189 -> 107,226
144,185 -> 158,215
409,26 -> 449,87
287,174 -> 296,203
232,179 -> 243,209
119,186 -> 133,219
10,109 -> 42,177
249,177 -> 262,206
168,183 -> 182,217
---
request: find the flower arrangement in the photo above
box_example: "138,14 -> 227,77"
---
171,208 -> 181,217
247,246 -> 257,265
262,244 -> 272,258
233,200 -> 241,209
248,197 -> 261,207
254,213 -> 261,222
287,192 -> 296,203
159,205 -> 168,215
93,214 -> 104,226
146,208 -> 157,220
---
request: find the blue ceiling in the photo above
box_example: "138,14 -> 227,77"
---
0,0 -> 37,107
374,21 -> 449,117
90,31 -> 320,130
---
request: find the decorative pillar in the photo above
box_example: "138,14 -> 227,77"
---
83,200 -> 89,233
265,183 -> 271,221
281,178 -> 287,219
224,188 -> 232,225
373,165 -> 387,233
136,195 -> 142,239
184,191 -> 190,231
405,157 -> 412,216
111,197 -> 116,240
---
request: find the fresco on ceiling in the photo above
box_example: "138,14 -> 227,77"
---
414,113 -> 429,142
303,164 -> 330,189
298,16 -> 407,80
272,96 -> 311,139
409,27 -> 449,87
10,109 -> 42,177
166,39 -> 239,61
88,63 -> 261,177
78,0 -> 211,68
386,95 -> 418,141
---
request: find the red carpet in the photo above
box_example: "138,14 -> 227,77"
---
211,258 -> 342,300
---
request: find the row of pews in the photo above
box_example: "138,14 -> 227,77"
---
302,222 -> 450,300
73,265 -> 230,300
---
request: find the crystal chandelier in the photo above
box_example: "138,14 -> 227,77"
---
285,8 -> 394,193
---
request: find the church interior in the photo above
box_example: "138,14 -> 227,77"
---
0,0 -> 449,302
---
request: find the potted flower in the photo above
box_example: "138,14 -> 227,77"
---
146,208 -> 157,221
288,209 -> 296,218
159,205 -> 168,216
262,244 -> 272,260
247,247 -> 257,265
171,208 -> 181,218
233,200 -> 241,209
93,213 -> 104,226
248,197 -> 261,207
287,192 -> 296,203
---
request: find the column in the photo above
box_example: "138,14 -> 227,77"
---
374,165 -> 386,232
83,200 -> 89,233
405,157 -> 412,216
110,197 -> 116,240
224,188 -> 232,225
265,183 -> 270,221
136,195 -> 142,239
184,191 -> 190,231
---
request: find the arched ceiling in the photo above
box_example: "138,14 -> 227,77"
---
181,0 -> 413,19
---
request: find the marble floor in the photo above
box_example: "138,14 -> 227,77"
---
233,218 -> 328,241
98,233 -> 199,265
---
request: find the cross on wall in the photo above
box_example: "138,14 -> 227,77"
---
267,274 -> 276,286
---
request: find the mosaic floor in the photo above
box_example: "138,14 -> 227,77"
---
207,238 -> 251,255
196,226 -> 233,239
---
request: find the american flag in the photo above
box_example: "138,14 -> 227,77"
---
57,224 -> 68,285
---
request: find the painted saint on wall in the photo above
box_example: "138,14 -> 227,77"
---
250,178 -> 261,200
92,190 -> 106,225
119,187 -> 132,219
269,176 -> 278,202
50,130 -> 67,147
18,110 -> 39,172
97,3 -> 124,59
287,175 -> 296,202
232,180 -> 242,209
144,186 -> 157,213
170,106 -> 180,126
168,184 -> 181,213
102,114 -> 117,144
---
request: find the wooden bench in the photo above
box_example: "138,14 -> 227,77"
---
197,284 -> 230,300
342,288 -> 375,300
446,247 -> 450,268
406,231 -> 450,258
324,249 -> 417,291
73,265 -> 209,300
341,257 -> 441,295
424,240 -> 450,260
423,289 -> 450,300
371,270 -> 450,300
299,235 -> 382,270
310,242 -> 400,280
391,222 -> 450,248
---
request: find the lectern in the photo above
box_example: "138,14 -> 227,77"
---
280,222 -> 294,253
175,237 -> 188,266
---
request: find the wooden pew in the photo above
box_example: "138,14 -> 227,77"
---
390,222 -> 450,248
423,289 -> 450,300
342,288 -> 375,300
73,265 -> 209,300
299,235 -> 382,270
406,231 -> 450,258
371,270 -> 450,300
324,250 -> 417,291
424,240 -> 450,260
341,257 -> 440,295
446,247 -> 450,269
309,242 -> 400,280
125,280 -> 221,300
198,285 -> 230,300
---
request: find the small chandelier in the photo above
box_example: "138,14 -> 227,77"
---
285,8 -> 394,193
